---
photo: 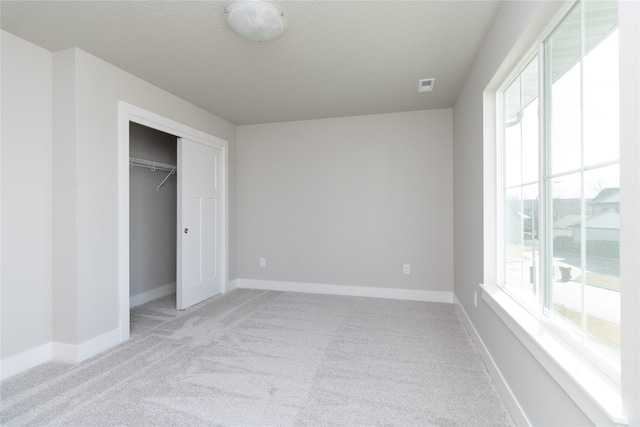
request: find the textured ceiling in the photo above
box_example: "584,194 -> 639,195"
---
1,1 -> 502,125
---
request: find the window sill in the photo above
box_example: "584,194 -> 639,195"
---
480,283 -> 627,426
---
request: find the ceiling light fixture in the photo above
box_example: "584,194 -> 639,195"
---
224,0 -> 287,42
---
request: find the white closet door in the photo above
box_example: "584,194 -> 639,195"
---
176,138 -> 222,310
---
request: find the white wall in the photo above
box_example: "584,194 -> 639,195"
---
52,48 -> 78,346
618,0 -> 640,423
1,32 -> 53,360
237,110 -> 453,295
1,33 -> 236,375
129,123 -> 177,299
52,48 -> 236,347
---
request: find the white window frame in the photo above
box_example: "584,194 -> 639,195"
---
481,0 -> 640,424
498,4 -> 622,378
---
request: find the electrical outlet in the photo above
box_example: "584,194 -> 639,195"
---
473,290 -> 478,308
403,264 -> 410,275
260,258 -> 266,267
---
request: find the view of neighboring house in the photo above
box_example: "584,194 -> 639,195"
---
508,187 -> 621,257
553,213 -> 582,251
590,187 -> 620,216
553,188 -> 620,258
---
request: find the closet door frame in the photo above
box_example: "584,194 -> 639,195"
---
117,101 -> 229,343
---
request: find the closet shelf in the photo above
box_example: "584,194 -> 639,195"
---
129,157 -> 177,191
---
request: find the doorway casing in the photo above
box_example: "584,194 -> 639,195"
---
117,101 -> 229,343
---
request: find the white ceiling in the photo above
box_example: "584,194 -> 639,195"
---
1,1 -> 502,125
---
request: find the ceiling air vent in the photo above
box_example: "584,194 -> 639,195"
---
418,78 -> 436,93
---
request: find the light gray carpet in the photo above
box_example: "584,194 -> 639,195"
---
1,289 -> 513,426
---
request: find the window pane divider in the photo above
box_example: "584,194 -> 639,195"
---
546,159 -> 621,180
505,180 -> 539,190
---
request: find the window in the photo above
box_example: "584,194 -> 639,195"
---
503,56 -> 540,310
499,0 -> 620,372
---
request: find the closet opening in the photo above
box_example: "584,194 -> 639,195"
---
118,101 -> 229,344
129,122 -> 178,334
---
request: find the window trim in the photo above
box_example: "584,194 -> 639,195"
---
481,282 -> 625,424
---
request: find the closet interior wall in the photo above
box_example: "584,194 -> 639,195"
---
129,122 -> 178,305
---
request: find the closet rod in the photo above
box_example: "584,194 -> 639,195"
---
129,157 -> 176,172
129,157 -> 177,191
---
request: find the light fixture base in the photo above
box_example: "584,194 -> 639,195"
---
225,0 -> 287,42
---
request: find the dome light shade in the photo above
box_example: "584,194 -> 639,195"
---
225,0 -> 287,42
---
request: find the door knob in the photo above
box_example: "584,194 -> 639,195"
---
184,228 -> 189,234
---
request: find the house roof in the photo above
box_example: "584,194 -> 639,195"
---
555,210 -> 620,230
0,0 -> 502,125
583,210 -> 620,230
589,187 -> 619,206
554,214 -> 581,229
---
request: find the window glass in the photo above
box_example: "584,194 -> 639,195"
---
549,172 -> 583,330
583,1 -> 619,166
547,5 -> 582,175
584,165 -> 620,352
545,0 -> 619,361
503,57 -> 539,307
505,185 -> 539,307
521,63 -> 539,184
504,77 -> 523,187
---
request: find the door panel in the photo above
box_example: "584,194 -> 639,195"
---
177,138 -> 222,310
202,198 -> 218,279
184,197 -> 202,287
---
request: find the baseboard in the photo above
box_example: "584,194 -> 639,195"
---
53,328 -> 121,364
0,343 -> 52,381
130,282 -> 175,308
453,295 -> 530,426
236,278 -> 453,303
1,328 -> 122,381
